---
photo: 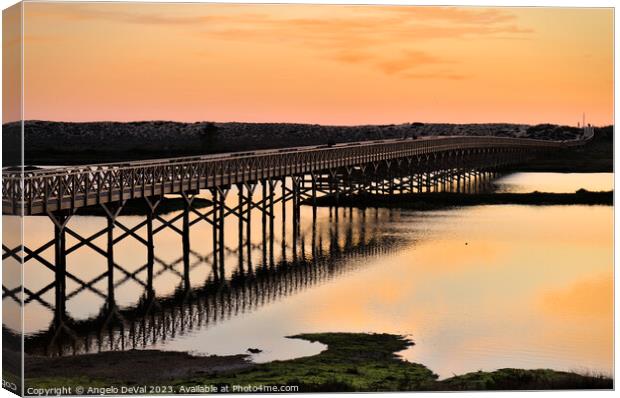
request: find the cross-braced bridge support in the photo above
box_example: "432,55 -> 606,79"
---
11,199 -> 403,356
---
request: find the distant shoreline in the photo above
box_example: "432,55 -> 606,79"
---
3,121 -> 611,169
308,190 -> 614,210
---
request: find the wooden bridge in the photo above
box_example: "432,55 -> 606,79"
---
2,131 -> 593,358
2,134 -> 588,216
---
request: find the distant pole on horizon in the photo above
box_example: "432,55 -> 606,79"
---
582,112 -> 586,130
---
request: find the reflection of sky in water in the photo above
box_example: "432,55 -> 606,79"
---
155,205 -> 612,379
10,173 -> 613,379
2,216 -> 22,333
494,172 -> 613,193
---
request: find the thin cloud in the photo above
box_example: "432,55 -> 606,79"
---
377,6 -> 519,25
26,4 -> 532,80
377,51 -> 449,75
327,49 -> 463,80
330,49 -> 376,65
187,7 -> 531,79
402,71 -> 469,80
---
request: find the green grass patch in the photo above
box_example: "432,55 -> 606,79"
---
438,368 -> 613,390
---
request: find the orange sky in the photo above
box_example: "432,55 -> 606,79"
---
7,3 -> 615,125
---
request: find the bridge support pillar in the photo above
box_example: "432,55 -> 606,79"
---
50,212 -> 69,319
219,189 -> 227,275
292,176 -> 301,260
211,188 -> 219,280
245,182 -> 255,273
237,183 -> 244,274
100,201 -> 125,307
281,178 -> 287,262
181,192 -> 193,290
261,181 -> 268,268
211,187 -> 229,279
268,180 -> 275,267
235,182 -> 256,275
106,215 -> 115,305
144,196 -> 161,297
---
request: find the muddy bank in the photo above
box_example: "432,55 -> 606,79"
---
25,350 -> 252,385
308,190 -> 613,210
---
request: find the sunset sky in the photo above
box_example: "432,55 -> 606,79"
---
8,2 -> 614,125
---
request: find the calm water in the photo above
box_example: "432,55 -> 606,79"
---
9,172 -> 613,379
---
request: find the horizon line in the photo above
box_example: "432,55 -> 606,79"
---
3,119 -> 607,128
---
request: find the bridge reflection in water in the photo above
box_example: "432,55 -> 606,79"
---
3,135 -> 588,358
19,202 -> 410,357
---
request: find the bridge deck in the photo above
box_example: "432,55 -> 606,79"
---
2,135 -> 585,216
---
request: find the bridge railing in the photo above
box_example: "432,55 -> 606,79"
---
2,135 -> 584,215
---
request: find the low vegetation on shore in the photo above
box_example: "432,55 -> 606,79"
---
3,120 -> 607,168
24,333 -> 613,393
518,125 -> 613,172
310,189 -> 613,210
